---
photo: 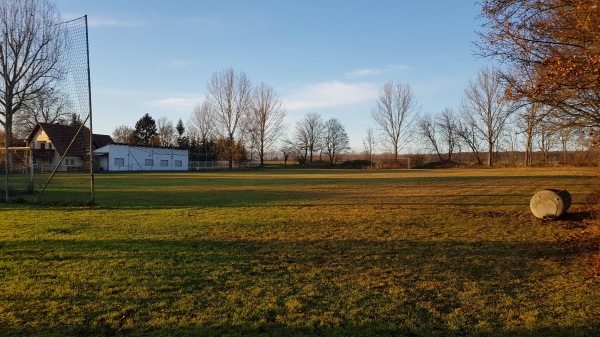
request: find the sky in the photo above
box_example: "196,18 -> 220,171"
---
55,0 -> 488,152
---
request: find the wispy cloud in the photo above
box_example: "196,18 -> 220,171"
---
148,97 -> 198,110
347,64 -> 412,78
347,68 -> 383,78
283,81 -> 378,111
87,17 -> 146,28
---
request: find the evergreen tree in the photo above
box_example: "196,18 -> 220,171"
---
175,118 -> 187,148
134,113 -> 158,145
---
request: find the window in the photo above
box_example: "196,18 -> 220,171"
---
65,158 -> 75,166
160,160 -> 169,167
40,143 -> 45,150
114,158 -> 125,167
174,160 -> 182,167
145,159 -> 153,166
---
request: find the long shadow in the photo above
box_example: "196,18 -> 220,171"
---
1,323 -> 599,337
1,238 -> 598,336
23,172 -> 596,208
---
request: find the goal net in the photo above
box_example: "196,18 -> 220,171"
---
0,147 -> 33,200
2,16 -> 94,204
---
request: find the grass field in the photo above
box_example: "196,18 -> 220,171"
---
1,167 -> 600,336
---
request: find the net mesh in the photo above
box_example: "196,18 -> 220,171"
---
2,16 -> 93,204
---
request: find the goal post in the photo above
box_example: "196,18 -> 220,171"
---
0,147 -> 34,201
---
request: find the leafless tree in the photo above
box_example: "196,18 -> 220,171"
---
13,88 -> 71,139
247,82 -> 286,167
285,113 -> 324,165
436,108 -> 460,162
362,126 -> 378,166
417,113 -> 444,162
206,68 -> 252,169
457,118 -> 484,165
371,81 -> 420,161
0,0 -> 65,147
280,145 -> 292,167
156,116 -> 175,147
461,68 -> 512,166
112,125 -> 135,144
515,102 -> 548,166
189,101 -> 215,145
297,112 -> 325,163
284,134 -> 308,166
323,118 -> 350,164
537,121 -> 557,164
557,125 -> 577,164
419,109 -> 460,163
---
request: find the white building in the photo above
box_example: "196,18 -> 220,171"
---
93,144 -> 189,172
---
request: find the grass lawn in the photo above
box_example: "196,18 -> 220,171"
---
1,167 -> 600,336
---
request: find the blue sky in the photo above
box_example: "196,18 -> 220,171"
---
55,0 -> 487,152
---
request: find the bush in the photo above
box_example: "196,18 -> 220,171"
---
340,160 -> 374,169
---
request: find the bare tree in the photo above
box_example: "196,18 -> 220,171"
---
457,118 -> 484,165
362,126 -> 378,167
156,117 -> 175,147
0,0 -> 65,147
323,118 -> 350,164
537,121 -> 557,164
371,81 -> 420,161
13,88 -> 71,138
112,125 -> 135,144
461,68 -> 512,166
280,145 -> 292,167
284,132 -> 308,166
285,114 -> 325,166
436,108 -> 459,162
189,101 -> 215,145
516,102 -> 547,166
206,68 -> 252,169
417,113 -> 444,162
557,125 -> 576,164
247,82 -> 286,167
297,112 -> 325,163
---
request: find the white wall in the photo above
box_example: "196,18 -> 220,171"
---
94,144 -> 188,172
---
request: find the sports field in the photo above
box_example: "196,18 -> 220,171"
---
1,168 -> 599,336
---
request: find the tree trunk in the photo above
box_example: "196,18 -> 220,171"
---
525,130 -> 533,166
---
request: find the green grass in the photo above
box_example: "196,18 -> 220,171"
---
1,168 -> 600,336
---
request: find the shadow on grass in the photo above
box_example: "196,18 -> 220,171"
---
24,172 -> 596,208
1,237 -> 599,337
2,324 -> 599,337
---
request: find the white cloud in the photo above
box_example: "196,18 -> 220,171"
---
347,68 -> 382,78
283,81 -> 378,111
148,97 -> 197,109
347,64 -> 412,78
